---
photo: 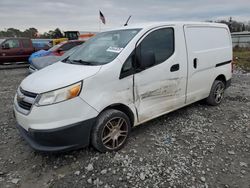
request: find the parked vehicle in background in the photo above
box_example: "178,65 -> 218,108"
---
31,39 -> 52,51
49,31 -> 80,46
64,31 -> 79,40
29,45 -> 80,73
48,40 -> 84,55
14,22 -> 232,153
28,40 -> 85,64
0,38 -> 36,63
50,38 -> 68,46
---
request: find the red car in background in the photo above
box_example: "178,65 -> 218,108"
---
28,40 -> 85,64
48,40 -> 84,56
0,37 -> 35,63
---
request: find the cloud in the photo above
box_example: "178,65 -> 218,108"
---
0,0 -> 249,33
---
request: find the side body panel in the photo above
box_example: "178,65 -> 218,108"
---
184,25 -> 232,104
80,25 -> 189,125
133,26 -> 188,123
79,58 -> 138,123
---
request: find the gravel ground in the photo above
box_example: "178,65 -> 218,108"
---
0,68 -> 249,188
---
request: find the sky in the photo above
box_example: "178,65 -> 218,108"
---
0,0 -> 250,33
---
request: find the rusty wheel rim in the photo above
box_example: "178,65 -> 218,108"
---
101,117 -> 128,150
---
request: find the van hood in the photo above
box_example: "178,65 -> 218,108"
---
21,62 -> 101,94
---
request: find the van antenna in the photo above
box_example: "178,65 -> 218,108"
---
124,15 -> 132,26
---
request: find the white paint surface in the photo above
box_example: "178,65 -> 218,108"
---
14,22 -> 232,131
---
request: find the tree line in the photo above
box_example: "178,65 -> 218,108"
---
0,18 -> 249,39
0,28 -> 64,39
214,17 -> 250,32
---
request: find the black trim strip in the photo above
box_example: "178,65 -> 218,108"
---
215,60 -> 231,67
20,87 -> 37,98
16,117 -> 96,152
225,79 -> 231,89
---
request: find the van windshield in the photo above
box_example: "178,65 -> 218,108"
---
65,29 -> 141,65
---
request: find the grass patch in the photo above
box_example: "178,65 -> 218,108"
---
233,48 -> 250,72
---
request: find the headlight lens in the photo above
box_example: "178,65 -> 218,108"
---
36,82 -> 82,106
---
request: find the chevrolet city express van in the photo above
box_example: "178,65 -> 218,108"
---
14,22 -> 232,152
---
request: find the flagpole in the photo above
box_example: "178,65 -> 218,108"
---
98,10 -> 101,32
98,18 -> 101,32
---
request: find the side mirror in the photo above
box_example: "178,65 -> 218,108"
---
2,43 -> 10,49
140,51 -> 155,69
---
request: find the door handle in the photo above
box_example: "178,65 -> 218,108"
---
170,64 -> 179,72
193,58 -> 197,69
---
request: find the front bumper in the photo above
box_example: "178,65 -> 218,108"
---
14,95 -> 99,152
16,118 -> 95,152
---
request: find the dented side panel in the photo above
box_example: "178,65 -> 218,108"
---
80,58 -> 138,123
134,26 -> 188,123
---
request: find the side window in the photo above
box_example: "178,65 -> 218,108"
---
22,39 -> 31,48
4,39 -> 20,48
120,52 -> 135,79
122,56 -> 133,72
139,28 -> 174,66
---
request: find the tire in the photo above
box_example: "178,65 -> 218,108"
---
91,109 -> 131,152
206,80 -> 225,106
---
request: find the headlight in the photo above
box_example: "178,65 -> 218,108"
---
36,81 -> 82,106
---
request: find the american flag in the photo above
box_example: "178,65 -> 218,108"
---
99,11 -> 106,24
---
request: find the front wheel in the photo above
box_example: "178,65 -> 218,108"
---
91,109 -> 131,152
206,80 -> 225,106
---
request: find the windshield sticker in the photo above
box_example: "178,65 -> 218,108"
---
106,47 -> 124,53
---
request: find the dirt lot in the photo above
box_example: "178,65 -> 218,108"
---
0,68 -> 249,188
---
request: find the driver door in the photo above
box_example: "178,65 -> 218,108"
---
134,27 -> 187,123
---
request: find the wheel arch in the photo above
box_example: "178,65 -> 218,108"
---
215,74 -> 226,85
100,103 -> 135,127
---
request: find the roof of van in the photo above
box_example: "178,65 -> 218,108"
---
110,21 -> 228,31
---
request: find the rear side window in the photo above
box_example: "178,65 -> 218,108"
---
4,39 -> 20,48
139,28 -> 174,65
22,39 -> 31,48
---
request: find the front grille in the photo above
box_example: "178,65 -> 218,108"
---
17,100 -> 33,110
16,87 -> 38,114
20,87 -> 37,98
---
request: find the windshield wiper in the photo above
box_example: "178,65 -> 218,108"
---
62,56 -> 73,64
72,59 -> 94,65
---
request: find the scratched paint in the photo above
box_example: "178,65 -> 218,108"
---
141,85 -> 181,100
140,77 -> 183,100
135,77 -> 186,123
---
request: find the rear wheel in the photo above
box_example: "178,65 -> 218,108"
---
206,80 -> 225,106
91,109 -> 131,152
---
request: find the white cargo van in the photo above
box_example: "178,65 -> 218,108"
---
14,22 -> 232,152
